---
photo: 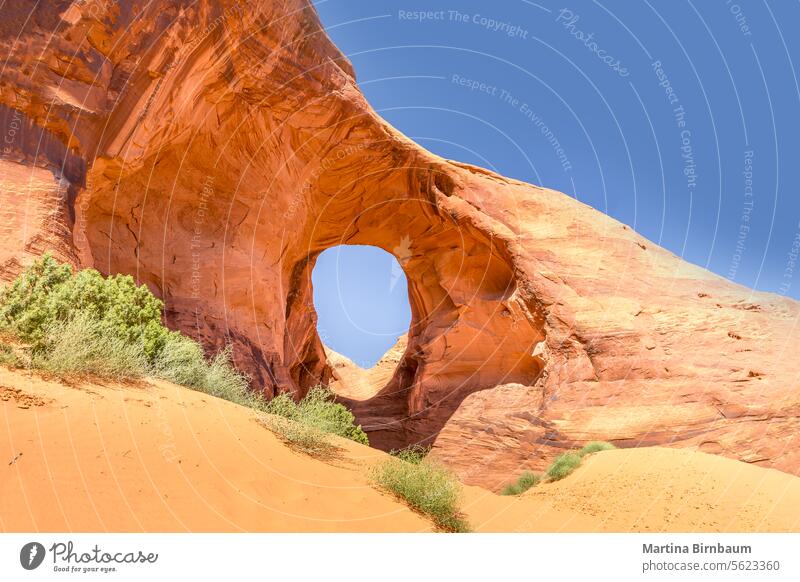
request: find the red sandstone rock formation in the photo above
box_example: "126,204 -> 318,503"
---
1,0 -> 798,489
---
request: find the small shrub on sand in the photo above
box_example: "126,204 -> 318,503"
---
372,456 -> 470,532
0,342 -> 22,368
261,416 -> 339,459
389,445 -> 430,465
33,313 -> 148,379
154,334 -> 262,409
544,441 -> 616,482
579,441 -> 616,456
545,452 -> 583,481
265,386 -> 368,445
500,471 -> 540,496
0,255 -> 261,406
261,386 -> 368,458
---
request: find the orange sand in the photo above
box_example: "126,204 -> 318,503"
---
2,366 -> 799,532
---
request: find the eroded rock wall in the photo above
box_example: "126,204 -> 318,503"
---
1,0 -> 798,488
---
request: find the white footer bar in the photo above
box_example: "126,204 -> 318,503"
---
1,533 -> 797,581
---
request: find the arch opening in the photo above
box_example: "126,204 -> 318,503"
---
311,245 -> 412,370
289,215 -> 546,454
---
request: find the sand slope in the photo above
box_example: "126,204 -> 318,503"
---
467,447 -> 800,532
2,366 -> 798,533
0,367 -> 428,532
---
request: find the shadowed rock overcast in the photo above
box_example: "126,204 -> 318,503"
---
0,0 -> 799,490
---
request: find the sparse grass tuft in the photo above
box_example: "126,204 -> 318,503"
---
33,313 -> 148,379
0,342 -> 21,368
545,452 -> 583,481
543,441 -> 617,482
260,386 -> 369,458
264,386 -> 368,445
578,441 -> 616,457
500,471 -> 540,495
153,334 -> 262,409
372,455 -> 470,532
389,445 -> 430,465
260,416 -> 340,459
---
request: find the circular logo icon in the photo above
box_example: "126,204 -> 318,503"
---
19,542 -> 46,570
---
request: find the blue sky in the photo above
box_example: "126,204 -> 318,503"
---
313,246 -> 411,367
311,0 -> 800,366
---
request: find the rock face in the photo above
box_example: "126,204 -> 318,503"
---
1,0 -> 799,489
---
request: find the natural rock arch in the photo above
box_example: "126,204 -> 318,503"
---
287,201 -> 546,450
1,0 -> 799,488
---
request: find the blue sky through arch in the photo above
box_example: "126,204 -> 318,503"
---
312,245 -> 412,368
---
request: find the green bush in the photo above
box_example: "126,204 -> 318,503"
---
0,254 -> 169,360
33,313 -> 148,379
500,471 -> 540,496
390,445 -> 431,465
545,452 -> 583,481
0,342 -> 21,367
0,255 -> 252,401
265,386 -> 369,445
0,255 -> 369,457
544,441 -> 616,482
372,456 -> 470,532
579,441 -> 616,456
260,416 -> 339,459
0,254 -> 72,347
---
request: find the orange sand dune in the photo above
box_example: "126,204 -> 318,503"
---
2,366 -> 798,533
467,447 -> 800,532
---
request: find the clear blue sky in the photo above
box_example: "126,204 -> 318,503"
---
311,0 -> 800,366
313,246 -> 411,367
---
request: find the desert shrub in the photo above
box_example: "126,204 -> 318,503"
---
0,342 -> 21,367
545,452 -> 583,481
0,256 -> 369,448
201,348 -> 263,408
299,387 -> 369,445
264,386 -> 369,445
33,313 -> 148,379
500,471 -> 540,496
579,441 -> 616,457
0,255 -> 255,402
0,254 -> 72,347
390,445 -> 431,465
153,334 -> 263,409
543,441 -> 616,482
0,254 -> 170,360
372,456 -> 470,532
260,416 -> 339,459
262,391 -> 299,418
151,332 -> 206,386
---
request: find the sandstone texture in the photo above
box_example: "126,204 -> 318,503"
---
1,0 -> 798,489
